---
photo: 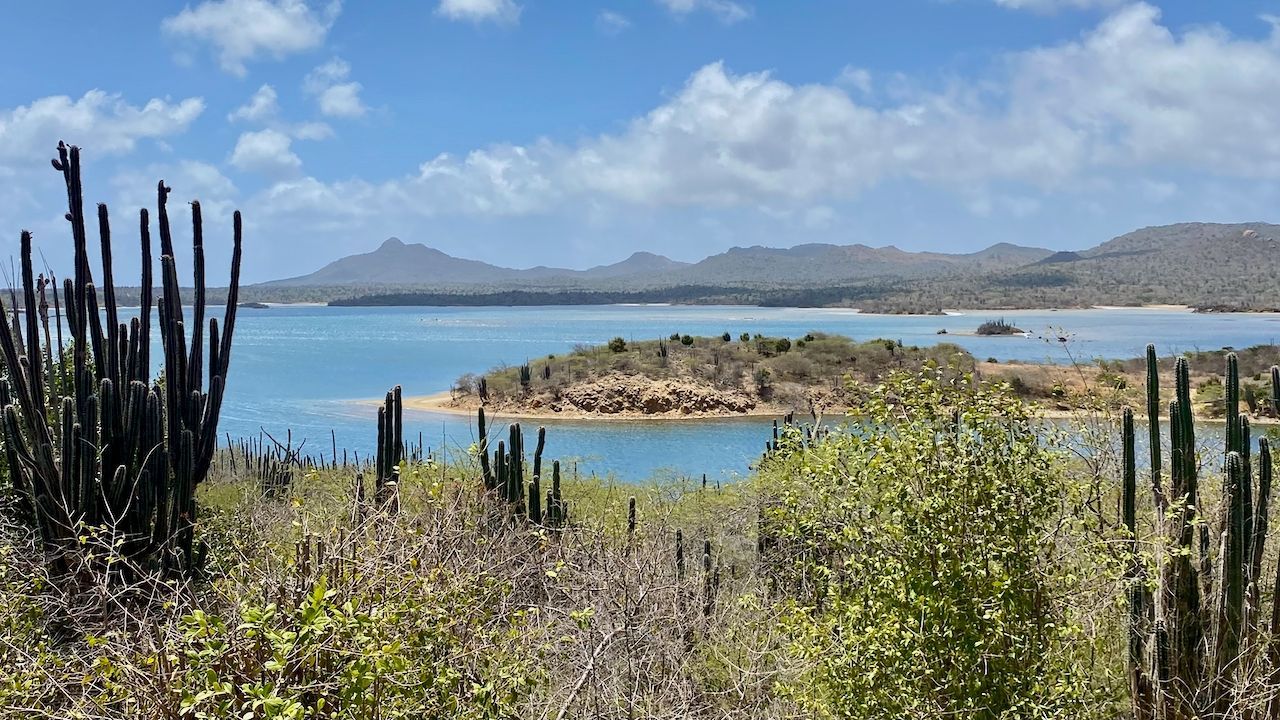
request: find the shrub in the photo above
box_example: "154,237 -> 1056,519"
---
758,370 -> 1105,717
721,332 -> 732,342
680,334 -> 694,346
740,333 -> 751,342
976,318 -> 1024,336
608,336 -> 627,353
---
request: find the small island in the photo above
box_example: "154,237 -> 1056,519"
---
409,333 -> 975,419
975,318 -> 1025,336
408,336 -> 1280,424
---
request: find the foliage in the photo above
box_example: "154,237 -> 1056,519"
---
607,336 -> 627,353
976,318 -> 1024,336
757,369 -> 1112,718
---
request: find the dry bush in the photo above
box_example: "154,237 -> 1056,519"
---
0,458 -> 806,719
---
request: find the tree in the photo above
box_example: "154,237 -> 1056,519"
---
607,336 -> 627,353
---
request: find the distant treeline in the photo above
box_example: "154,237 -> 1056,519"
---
329,285 -> 766,307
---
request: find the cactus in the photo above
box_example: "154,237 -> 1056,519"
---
477,376 -> 489,403
1147,345 -> 1164,502
478,407 -> 493,490
542,364 -> 551,381
627,496 -> 636,536
675,529 -> 685,580
375,386 -> 403,504
0,143 -> 242,578
550,459 -> 563,527
519,363 -> 532,390
478,417 -> 559,526
1126,354 -> 1280,716
529,426 -> 545,524
1122,407 -> 1150,710
702,539 -> 714,618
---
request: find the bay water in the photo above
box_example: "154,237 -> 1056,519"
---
211,305 -> 1280,481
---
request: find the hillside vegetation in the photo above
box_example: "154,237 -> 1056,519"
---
447,333 -> 975,417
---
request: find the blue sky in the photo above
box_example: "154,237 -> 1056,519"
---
2,0 -> 1279,283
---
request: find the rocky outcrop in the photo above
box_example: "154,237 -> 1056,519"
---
553,374 -> 757,415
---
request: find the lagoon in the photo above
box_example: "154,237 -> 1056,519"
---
218,305 -> 1280,481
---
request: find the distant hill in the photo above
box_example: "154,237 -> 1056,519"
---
265,239 -> 693,287
261,237 -> 1051,288
247,222 -> 1280,311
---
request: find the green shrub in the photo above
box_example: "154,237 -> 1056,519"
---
721,332 -> 732,342
740,333 -> 750,342
759,370 -> 1107,718
680,334 -> 694,346
608,337 -> 627,353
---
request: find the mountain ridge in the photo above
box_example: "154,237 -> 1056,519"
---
250,222 -> 1280,312
261,236 -> 1055,288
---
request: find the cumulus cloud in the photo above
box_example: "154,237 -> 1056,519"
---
162,0 -> 341,76
355,4 -> 1280,212
227,84 -> 280,123
229,129 -> 303,177
125,2 -> 1280,276
435,0 -> 520,24
0,91 -> 204,163
656,0 -> 751,24
304,58 -> 368,118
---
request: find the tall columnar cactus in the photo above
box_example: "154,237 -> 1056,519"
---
375,385 -> 403,504
1147,344 -> 1164,502
0,143 -> 243,577
479,417 -> 558,526
1126,350 -> 1280,717
1123,407 -> 1151,710
528,426 -> 545,524
519,363 -> 532,390
478,407 -> 493,490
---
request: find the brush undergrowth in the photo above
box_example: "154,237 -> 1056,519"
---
0,369 -> 1144,719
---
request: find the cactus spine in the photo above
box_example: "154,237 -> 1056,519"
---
0,143 -> 243,578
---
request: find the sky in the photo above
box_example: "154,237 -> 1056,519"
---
2,0 -> 1280,283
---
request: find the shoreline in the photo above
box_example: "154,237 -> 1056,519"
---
367,392 -> 803,423
357,392 -> 1280,426
255,300 -> 1219,315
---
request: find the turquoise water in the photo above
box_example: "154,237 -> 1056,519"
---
215,305 -> 1280,481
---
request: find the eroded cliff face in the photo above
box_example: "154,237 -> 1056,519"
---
554,374 -> 758,415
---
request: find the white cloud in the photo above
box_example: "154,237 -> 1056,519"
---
597,10 -> 631,35
0,91 -> 204,163
836,66 -> 872,95
154,1 -> 1280,278
304,58 -> 368,118
293,122 -> 334,140
111,160 -> 239,226
656,0 -> 751,24
229,129 -> 303,177
994,0 -> 1122,11
162,0 -> 341,76
435,0 -> 520,24
227,84 -> 279,123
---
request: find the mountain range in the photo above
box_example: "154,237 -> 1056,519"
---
263,236 -> 1055,289
251,222 -> 1280,311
